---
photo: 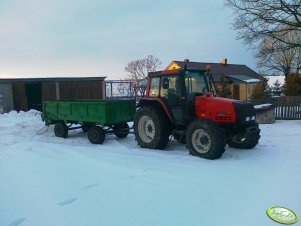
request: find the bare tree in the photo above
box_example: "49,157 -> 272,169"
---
125,55 -> 162,80
256,30 -> 301,77
225,0 -> 301,49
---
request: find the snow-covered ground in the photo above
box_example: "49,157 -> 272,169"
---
0,110 -> 300,226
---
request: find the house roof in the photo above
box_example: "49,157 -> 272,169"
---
167,61 -> 262,80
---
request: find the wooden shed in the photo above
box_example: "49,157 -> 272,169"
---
0,77 -> 106,113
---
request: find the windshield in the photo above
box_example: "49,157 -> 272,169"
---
184,71 -> 216,96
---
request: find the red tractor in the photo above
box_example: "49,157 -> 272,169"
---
134,68 -> 260,159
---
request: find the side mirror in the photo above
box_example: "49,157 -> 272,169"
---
162,77 -> 169,89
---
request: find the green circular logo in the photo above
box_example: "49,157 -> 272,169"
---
267,206 -> 299,224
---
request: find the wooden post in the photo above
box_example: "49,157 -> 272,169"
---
55,82 -> 60,100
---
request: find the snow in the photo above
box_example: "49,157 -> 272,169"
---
254,103 -> 274,110
0,110 -> 300,226
266,75 -> 285,87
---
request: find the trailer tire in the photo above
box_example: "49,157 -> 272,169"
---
186,120 -> 225,159
88,126 -> 105,144
134,106 -> 170,149
54,122 -> 68,138
113,123 -> 129,138
227,132 -> 260,149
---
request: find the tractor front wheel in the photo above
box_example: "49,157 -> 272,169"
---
186,120 -> 225,159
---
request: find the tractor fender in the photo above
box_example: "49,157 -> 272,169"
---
136,98 -> 173,123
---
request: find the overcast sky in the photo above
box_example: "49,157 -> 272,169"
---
0,0 -> 257,79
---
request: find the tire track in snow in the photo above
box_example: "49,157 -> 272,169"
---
58,198 -> 78,206
8,218 -> 25,226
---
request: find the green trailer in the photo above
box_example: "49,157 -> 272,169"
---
42,99 -> 136,144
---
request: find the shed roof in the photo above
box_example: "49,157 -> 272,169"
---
0,76 -> 106,83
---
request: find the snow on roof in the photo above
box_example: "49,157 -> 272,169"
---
226,74 -> 261,83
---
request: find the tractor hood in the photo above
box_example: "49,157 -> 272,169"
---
194,93 -> 256,124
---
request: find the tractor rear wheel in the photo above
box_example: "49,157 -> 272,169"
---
54,122 -> 68,138
186,120 -> 225,159
134,106 -> 170,149
88,126 -> 105,144
113,123 -> 130,138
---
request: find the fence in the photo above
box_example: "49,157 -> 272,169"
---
105,80 -> 145,100
275,105 -> 301,120
251,96 -> 301,120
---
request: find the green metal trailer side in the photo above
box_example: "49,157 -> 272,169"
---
42,99 -> 136,126
42,99 -> 136,144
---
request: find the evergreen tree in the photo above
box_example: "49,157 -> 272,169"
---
251,77 -> 271,100
271,79 -> 283,96
283,73 -> 301,96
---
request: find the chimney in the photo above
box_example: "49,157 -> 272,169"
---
221,58 -> 228,65
184,59 -> 189,62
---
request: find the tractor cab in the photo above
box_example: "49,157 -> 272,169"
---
146,68 -> 216,123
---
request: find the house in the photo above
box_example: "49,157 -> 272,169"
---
166,59 -> 263,100
0,76 -> 106,113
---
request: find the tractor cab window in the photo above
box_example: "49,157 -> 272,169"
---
160,75 -> 181,104
149,77 -> 160,97
185,71 -> 208,101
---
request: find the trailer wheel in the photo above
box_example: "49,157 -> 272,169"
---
186,120 -> 225,159
134,106 -> 170,149
227,132 -> 260,149
88,126 -> 105,144
54,122 -> 68,138
113,123 -> 129,138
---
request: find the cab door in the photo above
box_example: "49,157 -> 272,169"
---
160,75 -> 186,123
183,71 -> 209,121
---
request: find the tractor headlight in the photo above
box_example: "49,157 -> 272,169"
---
251,116 -> 256,121
246,117 -> 250,121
